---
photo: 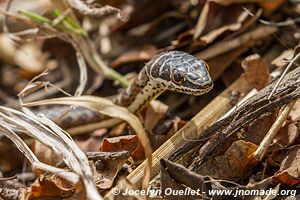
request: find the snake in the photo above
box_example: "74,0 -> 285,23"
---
42,51 -> 213,129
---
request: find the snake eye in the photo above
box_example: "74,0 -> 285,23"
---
172,70 -> 185,85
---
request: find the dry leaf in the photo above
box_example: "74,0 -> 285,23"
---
275,146 -> 300,186
241,54 -> 270,90
14,42 -> 48,73
259,0 -> 285,11
0,33 -> 16,64
289,99 -> 300,122
271,50 -> 294,68
75,129 -> 108,152
211,0 -> 267,6
273,123 -> 299,148
196,140 -> 258,179
102,135 -> 144,161
26,174 -> 76,199
111,45 -> 157,68
32,140 -> 62,167
194,1 -> 258,39
144,100 -> 169,134
244,112 -> 277,145
89,151 -> 130,189
160,159 -> 225,200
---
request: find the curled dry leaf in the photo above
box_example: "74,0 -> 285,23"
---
110,45 -> 158,68
26,174 -> 77,199
160,159 -> 226,200
14,42 -> 50,74
288,99 -> 300,122
273,123 -> 299,149
266,100 -> 300,149
144,100 -> 169,134
76,129 -> 108,152
23,95 -> 153,188
259,0 -> 285,11
271,50 -> 294,68
210,0 -> 267,6
0,141 -> 24,173
0,33 -> 16,64
243,112 -> 277,145
275,145 -> 300,186
102,135 -> 144,161
32,140 -> 62,167
89,151 -> 130,189
193,0 -> 258,39
241,54 -> 270,90
196,140 -> 258,179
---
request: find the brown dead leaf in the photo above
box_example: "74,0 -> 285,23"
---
0,33 -> 16,64
199,23 -> 242,44
243,112 -> 277,145
14,42 -> 49,74
289,99 -> 300,122
160,159 -> 225,200
111,45 -> 158,68
26,174 -> 76,199
75,129 -> 108,152
194,1 -> 259,39
193,1 -> 219,39
270,100 -> 300,149
275,145 -> 300,186
144,100 -> 169,134
271,50 -> 294,68
32,140 -> 62,167
0,141 -> 24,173
273,123 -> 299,148
259,0 -> 285,11
88,151 -> 130,189
241,54 -> 270,90
211,0 -> 267,6
102,135 -> 144,161
196,140 -> 258,179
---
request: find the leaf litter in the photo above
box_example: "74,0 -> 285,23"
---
0,0 -> 300,199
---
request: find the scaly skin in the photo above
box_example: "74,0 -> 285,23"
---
41,51 -> 213,129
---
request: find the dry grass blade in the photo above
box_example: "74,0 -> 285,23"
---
0,117 -> 79,184
22,95 -> 153,189
0,106 -> 102,200
74,51 -> 87,96
253,100 -> 297,161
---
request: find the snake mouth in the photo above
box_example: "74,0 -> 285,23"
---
203,82 -> 214,90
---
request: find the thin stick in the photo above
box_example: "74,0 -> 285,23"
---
240,4 -> 300,27
2,0 -> 13,32
253,100 -> 297,161
268,53 -> 300,100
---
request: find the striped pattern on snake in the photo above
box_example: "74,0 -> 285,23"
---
40,51 -> 213,129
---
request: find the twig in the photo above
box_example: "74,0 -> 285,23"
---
268,52 -> 300,100
67,0 -> 122,19
253,100 -> 297,161
240,4 -> 300,27
2,0 -> 13,32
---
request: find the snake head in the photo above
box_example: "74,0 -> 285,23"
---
146,51 -> 213,96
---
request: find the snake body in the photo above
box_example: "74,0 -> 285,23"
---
43,51 -> 213,128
